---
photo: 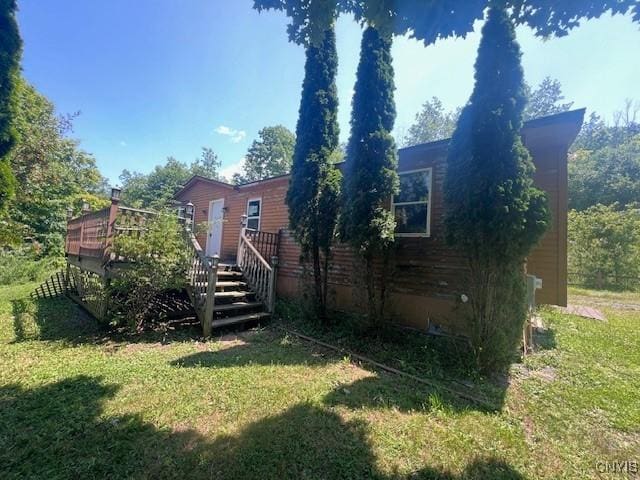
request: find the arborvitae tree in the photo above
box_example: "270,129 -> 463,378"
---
444,4 -> 549,371
0,0 -> 21,212
341,25 -> 399,324
286,26 -> 341,321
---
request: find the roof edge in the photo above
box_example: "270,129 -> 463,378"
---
175,109 -> 587,198
398,108 -> 586,154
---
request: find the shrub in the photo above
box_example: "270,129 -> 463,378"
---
568,204 -> 640,290
0,247 -> 63,285
110,212 -> 189,329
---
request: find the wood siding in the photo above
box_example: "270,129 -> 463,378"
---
176,177 -> 289,261
175,110 -> 583,332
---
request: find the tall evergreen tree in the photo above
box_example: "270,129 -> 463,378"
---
341,25 -> 399,323
286,26 -> 341,321
444,4 -> 549,371
0,0 -> 21,212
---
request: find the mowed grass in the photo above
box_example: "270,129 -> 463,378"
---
0,283 -> 638,479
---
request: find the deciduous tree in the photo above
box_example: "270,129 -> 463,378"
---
523,76 -> 573,120
403,97 -> 460,147
237,125 -> 295,183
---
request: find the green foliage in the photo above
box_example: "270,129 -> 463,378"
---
402,97 -> 460,147
190,147 -> 222,179
286,27 -> 341,320
254,0 -> 639,47
523,76 -> 573,120
0,0 -> 21,212
3,78 -> 108,254
569,134 -> 640,211
120,149 -> 222,209
341,25 -> 398,323
403,77 -> 572,148
0,246 -> 63,285
568,204 -> 640,289
444,5 -> 549,371
110,213 -> 190,329
235,125 -> 295,184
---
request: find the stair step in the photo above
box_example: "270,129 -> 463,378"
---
218,263 -> 240,271
192,281 -> 247,289
211,312 -> 270,328
216,270 -> 243,278
216,281 -> 247,288
214,290 -> 254,299
214,301 -> 263,312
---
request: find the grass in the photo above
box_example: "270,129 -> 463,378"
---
568,286 -> 640,306
0,283 -> 638,479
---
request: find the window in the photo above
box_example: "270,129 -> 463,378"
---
392,168 -> 432,237
246,198 -> 261,230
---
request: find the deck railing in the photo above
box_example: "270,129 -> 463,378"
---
183,227 -> 219,337
65,203 -> 157,262
237,228 -> 278,312
244,229 -> 280,265
65,207 -> 111,258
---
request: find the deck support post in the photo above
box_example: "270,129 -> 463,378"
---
203,255 -> 219,337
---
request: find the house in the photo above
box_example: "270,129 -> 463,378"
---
174,109 -> 585,333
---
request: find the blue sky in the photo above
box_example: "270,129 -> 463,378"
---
17,0 -> 640,184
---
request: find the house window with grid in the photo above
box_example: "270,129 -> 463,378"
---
246,198 -> 261,230
392,168 -> 432,237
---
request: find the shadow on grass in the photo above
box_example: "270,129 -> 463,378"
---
171,332 -> 499,414
10,294 -> 202,346
170,336 -> 334,369
0,376 -> 523,479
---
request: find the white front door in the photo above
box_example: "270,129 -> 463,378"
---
206,198 -> 224,257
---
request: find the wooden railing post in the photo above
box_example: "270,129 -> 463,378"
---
269,255 -> 279,313
103,194 -> 120,262
203,255 -> 219,337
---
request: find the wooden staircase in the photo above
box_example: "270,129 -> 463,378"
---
183,226 -> 278,336
195,263 -> 270,330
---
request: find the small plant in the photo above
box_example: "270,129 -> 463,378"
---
110,212 -> 189,330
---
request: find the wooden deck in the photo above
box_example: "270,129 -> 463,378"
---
64,200 -> 278,334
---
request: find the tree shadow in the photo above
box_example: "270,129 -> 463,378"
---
322,375 -> 493,414
0,376 -> 206,479
170,332 -> 335,369
171,333 -> 499,414
0,376 -> 523,479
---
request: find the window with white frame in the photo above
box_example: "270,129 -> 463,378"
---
246,198 -> 261,230
392,168 -> 432,236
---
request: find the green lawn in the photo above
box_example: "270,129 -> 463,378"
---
0,283 -> 638,479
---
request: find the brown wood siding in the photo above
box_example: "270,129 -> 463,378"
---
177,111 -> 581,331
176,177 -> 289,261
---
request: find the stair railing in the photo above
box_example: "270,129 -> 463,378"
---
237,227 -> 278,312
183,228 -> 218,337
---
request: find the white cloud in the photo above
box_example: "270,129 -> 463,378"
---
219,157 -> 245,181
214,125 -> 246,143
